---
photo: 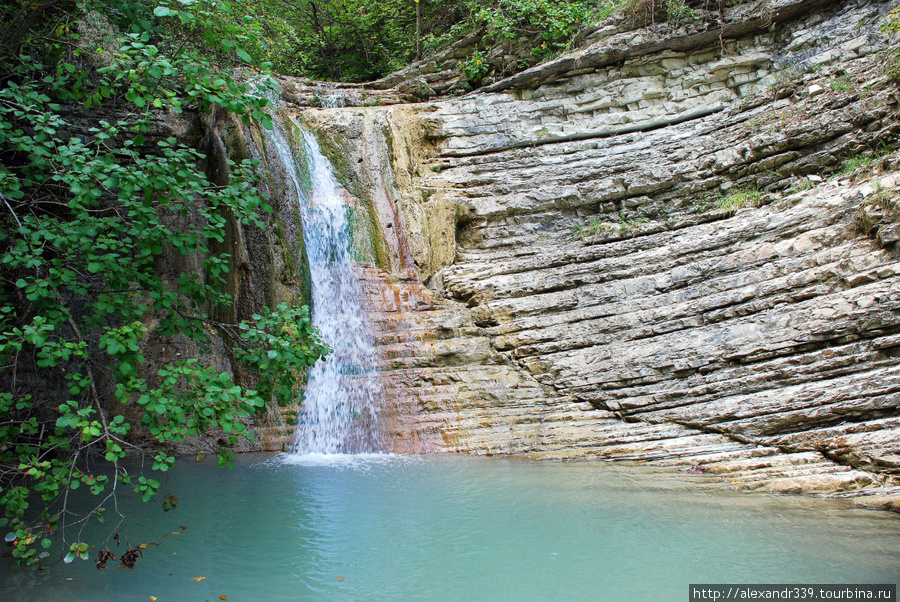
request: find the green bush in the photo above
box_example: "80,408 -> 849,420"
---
0,0 -> 327,566
461,48 -> 489,83
224,0 -> 612,82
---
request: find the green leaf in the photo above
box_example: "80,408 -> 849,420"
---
153,6 -> 171,17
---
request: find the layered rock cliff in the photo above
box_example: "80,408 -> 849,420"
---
269,0 -> 900,509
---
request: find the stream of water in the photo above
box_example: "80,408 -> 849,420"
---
264,121 -> 382,454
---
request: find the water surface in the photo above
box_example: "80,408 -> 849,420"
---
2,454 -> 898,601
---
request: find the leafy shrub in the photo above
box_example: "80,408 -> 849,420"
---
461,49 -> 489,83
472,0 -> 602,46
0,0 -> 327,566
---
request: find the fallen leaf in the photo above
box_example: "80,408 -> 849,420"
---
337,576 -> 344,582
150,597 -> 157,601
192,576 -> 207,582
220,596 -> 227,601
96,548 -> 117,570
171,532 -> 180,535
118,546 -> 142,569
180,525 -> 188,531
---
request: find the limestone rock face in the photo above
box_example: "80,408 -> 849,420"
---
285,0 -> 900,507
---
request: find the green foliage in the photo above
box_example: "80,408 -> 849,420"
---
882,6 -> 900,34
838,138 -> 897,177
716,188 -> 763,211
460,0 -> 612,79
223,0 -> 611,83
840,155 -> 874,175
571,217 -> 610,238
460,49 -> 489,83
881,7 -> 900,82
620,0 -> 704,26
0,0 -> 326,566
829,75 -> 852,92
618,215 -> 649,235
570,214 -> 651,239
234,304 -> 330,405
471,0 -> 603,47
619,0 -> 763,27
229,0 -> 436,82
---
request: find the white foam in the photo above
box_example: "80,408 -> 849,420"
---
278,452 -> 401,469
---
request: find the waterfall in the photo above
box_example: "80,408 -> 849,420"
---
264,119 -> 382,455
315,85 -> 348,109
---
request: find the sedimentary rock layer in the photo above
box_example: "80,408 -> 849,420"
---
290,0 -> 900,508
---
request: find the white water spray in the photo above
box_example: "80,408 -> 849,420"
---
265,120 -> 382,454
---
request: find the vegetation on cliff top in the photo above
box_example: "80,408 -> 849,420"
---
0,0 -> 330,567
229,0 -> 606,82
222,1 -> 772,84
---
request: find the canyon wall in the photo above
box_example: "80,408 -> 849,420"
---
278,0 -> 900,509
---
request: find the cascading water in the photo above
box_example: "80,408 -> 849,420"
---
264,118 -> 382,455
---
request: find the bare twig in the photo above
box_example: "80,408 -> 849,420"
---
1,192 -> 23,230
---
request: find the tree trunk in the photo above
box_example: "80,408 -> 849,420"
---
415,0 -> 421,61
